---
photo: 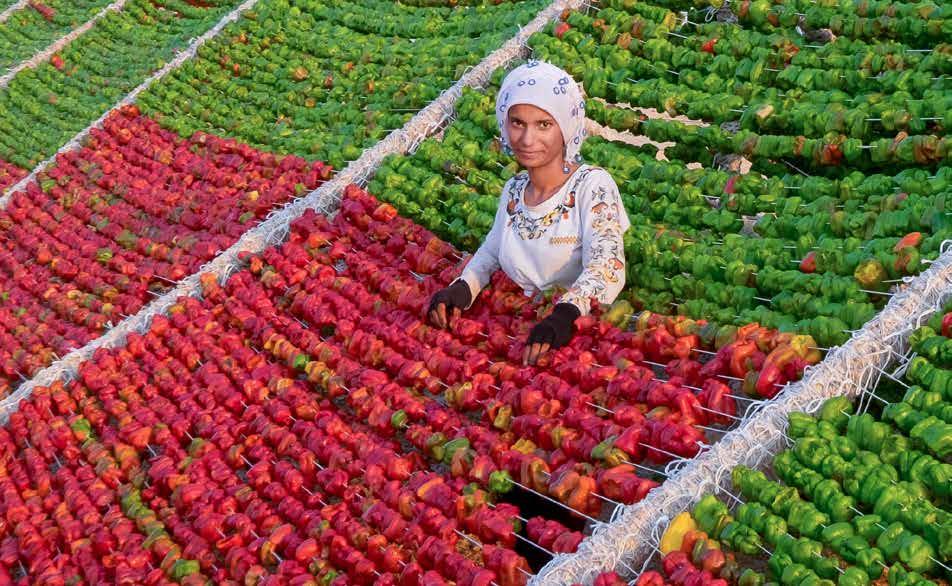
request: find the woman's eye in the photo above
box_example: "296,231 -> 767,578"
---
539,121 -> 551,129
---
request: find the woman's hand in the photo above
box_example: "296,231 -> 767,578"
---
523,303 -> 580,365
427,281 -> 472,329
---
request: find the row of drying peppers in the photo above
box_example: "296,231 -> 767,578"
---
625,308 -> 952,586
0,185 -> 821,584
0,105 -> 329,398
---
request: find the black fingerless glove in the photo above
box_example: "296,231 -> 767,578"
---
527,303 -> 581,349
428,280 -> 473,314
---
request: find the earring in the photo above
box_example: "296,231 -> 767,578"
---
562,163 -> 570,174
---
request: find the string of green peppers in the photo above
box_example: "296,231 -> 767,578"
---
787,401 -> 950,566
730,468 -> 876,586
533,22 -> 943,109
910,321 -> 952,370
780,420 -> 946,578
572,5 -> 943,80
605,0 -> 951,31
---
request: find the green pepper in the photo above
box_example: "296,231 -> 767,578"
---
873,485 -> 918,525
877,522 -> 908,560
795,438 -> 830,470
694,494 -> 731,535
390,410 -> 408,430
922,520 -> 951,561
788,501 -> 830,540
909,417 -> 952,459
70,417 -> 93,441
883,403 -> 926,432
813,480 -> 843,512
819,397 -> 854,431
775,533 -> 796,557
878,434 -> 911,468
812,556 -> 839,580
764,515 -> 790,547
854,548 -> 886,580
738,502 -> 770,532
887,562 -> 908,586
772,486 -> 803,518
830,437 -> 857,461
780,563 -> 814,586
721,522 -> 763,556
790,537 -> 822,566
854,514 -> 885,542
897,533 -> 936,574
826,495 -> 856,523
769,553 -> 794,581
775,451 -> 799,482
840,535 -> 871,563
488,470 -> 513,494
758,482 -> 783,507
426,432 -> 447,461
859,466 -> 898,505
814,421 -> 839,443
821,523 -> 855,549
291,353 -> 308,370
170,559 -> 200,580
740,569 -> 766,586
591,436 -> 617,461
837,566 -> 869,586
788,412 -> 819,438
909,327 -> 937,351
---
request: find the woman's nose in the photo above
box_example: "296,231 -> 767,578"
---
516,127 -> 536,145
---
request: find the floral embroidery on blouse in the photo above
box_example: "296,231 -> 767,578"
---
455,165 -> 628,317
504,168 -> 594,240
560,182 -> 627,310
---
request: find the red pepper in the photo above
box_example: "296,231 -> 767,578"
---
754,345 -> 796,398
697,381 -> 736,425
597,464 -> 658,503
614,425 -> 646,461
942,312 -> 952,337
701,38 -> 718,54
799,251 -> 817,273
594,571 -> 629,586
635,571 -> 666,586
725,341 -> 760,378
893,231 -> 922,251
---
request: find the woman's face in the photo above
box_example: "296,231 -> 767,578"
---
506,104 -> 564,170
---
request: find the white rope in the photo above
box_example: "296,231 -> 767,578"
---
533,244 -> 952,584
0,0 -> 30,24
0,0 -> 130,89
0,0 -> 263,207
585,118 -> 672,160
0,0 -> 583,422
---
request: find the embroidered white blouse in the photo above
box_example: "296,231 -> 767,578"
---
455,165 -> 630,316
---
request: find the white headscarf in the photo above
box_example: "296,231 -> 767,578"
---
495,60 -> 587,169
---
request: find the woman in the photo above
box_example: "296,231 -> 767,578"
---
428,60 -> 630,365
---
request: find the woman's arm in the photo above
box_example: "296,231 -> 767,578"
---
559,171 -> 629,315
428,187 -> 509,328
524,170 -> 628,364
